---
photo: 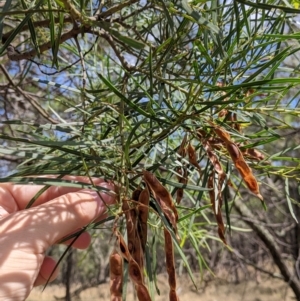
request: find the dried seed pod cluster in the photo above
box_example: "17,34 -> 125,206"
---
109,171 -> 181,301
108,113 -> 265,299
198,119 -> 263,242
210,123 -> 263,201
176,117 -> 264,243
143,171 -> 180,301
113,225 -> 152,301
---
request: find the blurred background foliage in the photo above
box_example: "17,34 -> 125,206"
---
1,0 -> 300,300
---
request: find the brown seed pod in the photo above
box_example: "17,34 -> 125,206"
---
202,140 -> 224,176
169,290 -> 180,301
122,198 -> 143,270
143,170 -> 178,225
208,173 -> 226,244
128,259 -> 151,301
187,142 -> 202,173
196,129 -> 206,139
132,188 -> 142,202
230,112 -> 241,132
178,134 -> 188,158
136,283 -> 152,301
203,139 -> 227,207
114,230 -> 131,261
243,147 -> 265,161
226,142 -> 240,161
176,187 -> 184,205
137,187 -> 150,251
218,109 -> 228,118
175,167 -> 188,204
214,127 -> 231,144
110,249 -> 123,301
164,228 -> 180,301
122,198 -> 136,254
226,143 -> 263,200
114,231 -> 151,301
210,123 -> 263,201
128,258 -> 144,285
207,137 -> 223,150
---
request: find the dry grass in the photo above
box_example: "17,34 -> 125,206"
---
27,273 -> 294,301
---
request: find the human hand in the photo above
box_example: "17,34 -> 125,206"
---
0,176 -> 116,301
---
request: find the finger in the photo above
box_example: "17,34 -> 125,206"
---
34,256 -> 59,286
62,231 -> 91,249
0,176 -> 115,215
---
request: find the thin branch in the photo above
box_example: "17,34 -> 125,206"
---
91,28 -> 133,71
74,35 -> 86,91
0,64 -> 58,124
6,26 -> 83,61
99,0 -> 139,18
2,16 -> 73,43
0,8 -> 64,16
36,39 -> 97,76
111,3 -> 153,22
0,154 -> 22,163
233,250 -> 284,280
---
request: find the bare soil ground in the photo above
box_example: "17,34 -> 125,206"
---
28,273 -> 295,301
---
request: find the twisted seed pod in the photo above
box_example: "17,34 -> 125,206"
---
187,142 -> 202,173
122,198 -> 136,254
114,231 -> 151,301
136,282 -> 152,301
203,139 -> 226,207
196,129 -> 206,139
122,198 -> 143,270
115,230 -> 131,260
226,142 -> 263,200
178,134 -> 187,158
164,228 -> 180,301
110,249 -> 123,301
213,127 -> 231,144
243,147 -> 265,161
137,187 -> 150,251
143,170 -> 178,221
176,135 -> 188,205
175,167 -> 187,204
132,188 -> 142,201
229,112 -> 241,132
169,290 -> 180,301
211,123 -> 263,201
208,173 -> 226,244
203,140 -> 224,176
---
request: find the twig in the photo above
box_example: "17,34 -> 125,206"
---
111,3 -> 153,23
0,8 -> 64,16
91,28 -> 133,71
0,154 -> 22,163
99,0 -> 139,19
233,250 -> 284,280
1,16 -> 73,43
74,35 -> 86,91
0,64 -> 58,124
6,26 -> 83,61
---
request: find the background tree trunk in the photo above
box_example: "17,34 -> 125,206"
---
233,196 -> 300,300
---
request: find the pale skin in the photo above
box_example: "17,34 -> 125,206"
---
0,176 -> 116,301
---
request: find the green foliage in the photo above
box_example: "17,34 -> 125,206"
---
1,0 -> 300,296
